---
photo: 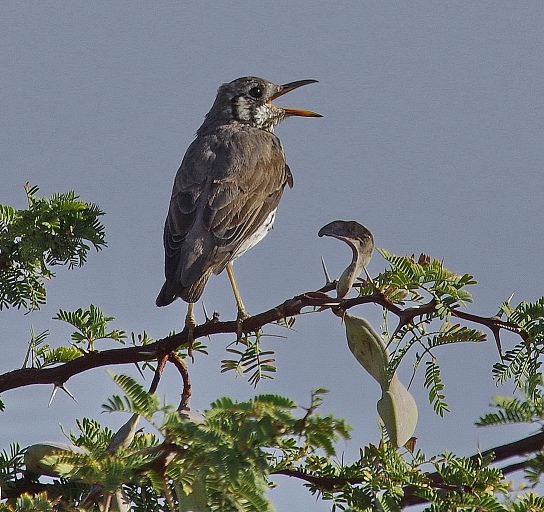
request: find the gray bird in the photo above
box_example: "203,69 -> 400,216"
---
157,77 -> 321,344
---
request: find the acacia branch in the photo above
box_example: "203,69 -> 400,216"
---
168,351 -> 192,412
272,432 -> 544,508
0,287 -> 524,394
6,432 -> 542,502
400,431 -> 544,507
0,291 -> 322,393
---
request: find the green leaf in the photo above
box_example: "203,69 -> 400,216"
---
103,373 -> 160,420
54,304 -> 126,351
221,332 -> 277,386
424,359 -> 449,416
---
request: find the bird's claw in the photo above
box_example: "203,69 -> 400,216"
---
187,327 -> 195,361
236,309 -> 250,341
185,308 -> 197,362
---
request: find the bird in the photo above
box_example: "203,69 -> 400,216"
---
156,76 -> 321,350
318,220 -> 375,298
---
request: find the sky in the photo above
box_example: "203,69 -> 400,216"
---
1,2 -> 543,510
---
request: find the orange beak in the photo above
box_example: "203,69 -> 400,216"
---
269,79 -> 322,118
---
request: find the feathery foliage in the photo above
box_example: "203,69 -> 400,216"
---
0,185 -> 105,311
357,251 -> 485,417
2,187 -> 544,510
221,330 -> 277,386
374,249 -> 476,309
424,358 -> 449,416
492,298 -> 544,400
54,305 -> 126,352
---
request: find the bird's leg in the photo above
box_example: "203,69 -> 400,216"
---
226,264 -> 250,339
185,302 -> 197,361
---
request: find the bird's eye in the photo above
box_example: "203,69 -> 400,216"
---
248,86 -> 263,99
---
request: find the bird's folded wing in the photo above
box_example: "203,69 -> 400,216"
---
204,129 -> 291,270
163,127 -> 292,283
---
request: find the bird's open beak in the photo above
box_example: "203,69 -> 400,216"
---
270,79 -> 322,118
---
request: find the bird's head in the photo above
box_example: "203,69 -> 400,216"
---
203,77 -> 322,132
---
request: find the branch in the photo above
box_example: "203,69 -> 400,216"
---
9,433 -> 540,503
478,431 -> 544,463
400,431 -> 544,507
272,432 -> 544,508
0,286 -> 525,394
168,351 -> 192,412
0,292 -> 321,393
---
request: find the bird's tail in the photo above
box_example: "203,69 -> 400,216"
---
156,268 -> 213,306
155,280 -> 178,307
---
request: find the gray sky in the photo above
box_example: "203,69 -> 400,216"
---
1,2 -> 543,510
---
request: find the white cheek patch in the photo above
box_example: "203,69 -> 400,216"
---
233,98 -> 253,122
233,98 -> 283,131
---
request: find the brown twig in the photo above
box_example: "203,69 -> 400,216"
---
168,351 -> 192,412
149,352 -> 169,394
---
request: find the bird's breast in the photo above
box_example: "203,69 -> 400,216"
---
231,208 -> 276,260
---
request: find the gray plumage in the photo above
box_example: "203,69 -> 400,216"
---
157,77 -> 320,306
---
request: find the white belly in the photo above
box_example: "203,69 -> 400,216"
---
232,209 -> 276,260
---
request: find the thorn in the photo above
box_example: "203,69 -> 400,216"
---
22,340 -> 32,369
389,316 -> 412,343
61,384 -> 77,402
202,302 -> 212,323
48,387 -> 58,407
494,291 -> 515,318
321,256 -> 332,285
134,362 -> 146,380
492,328 -> 504,361
48,383 -> 77,407
363,265 -> 378,292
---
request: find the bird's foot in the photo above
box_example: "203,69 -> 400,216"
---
185,306 -> 197,362
187,326 -> 195,362
236,308 -> 251,341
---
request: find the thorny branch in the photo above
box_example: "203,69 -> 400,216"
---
0,282 -> 538,507
0,286 -> 526,394
9,432 -> 540,506
168,351 -> 192,413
